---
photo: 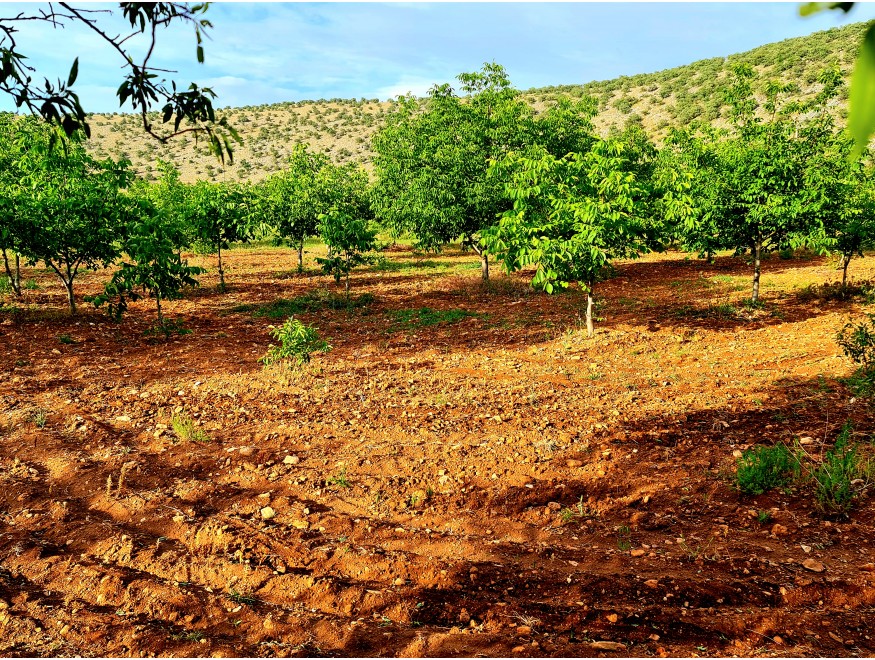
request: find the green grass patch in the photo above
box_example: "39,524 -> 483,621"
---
171,412 -> 211,443
232,290 -> 375,318
735,443 -> 801,495
672,302 -> 739,320
371,257 -> 447,273
812,422 -> 872,515
389,306 -> 484,330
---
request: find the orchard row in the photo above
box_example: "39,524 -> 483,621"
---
1,63 -> 872,336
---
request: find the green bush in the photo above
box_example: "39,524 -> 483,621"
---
735,444 -> 800,495
813,423 -> 870,515
261,317 -> 330,366
837,314 -> 875,373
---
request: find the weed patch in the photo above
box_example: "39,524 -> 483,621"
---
735,444 -> 801,495
811,423 -> 872,515
233,290 -> 374,318
171,412 -> 211,443
389,306 -> 483,330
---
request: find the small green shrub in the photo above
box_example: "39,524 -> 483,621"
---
799,281 -> 875,303
30,408 -> 47,429
145,318 -> 191,339
837,314 -> 875,373
0,278 -> 11,295
735,444 -> 800,495
812,422 -> 870,515
171,412 -> 210,443
58,333 -> 74,344
24,278 -> 39,290
261,317 -> 330,366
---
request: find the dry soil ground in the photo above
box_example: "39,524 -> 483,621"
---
2,245 -> 875,657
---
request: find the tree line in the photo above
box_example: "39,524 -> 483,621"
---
1,62 -> 874,336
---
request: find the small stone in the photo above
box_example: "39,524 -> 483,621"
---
649,634 -> 660,642
606,613 -> 618,623
547,502 -> 562,511
511,645 -> 527,654
172,514 -> 186,524
860,563 -> 875,572
260,506 -> 275,521
772,635 -> 784,645
802,558 -> 825,573
771,524 -> 788,536
799,436 -> 815,445
516,625 -> 532,635
801,545 -> 812,554
283,455 -> 299,465
630,548 -> 646,557
566,459 -> 583,468
393,577 -> 405,586
590,641 -> 626,651
732,450 -> 743,459
644,579 -> 659,589
290,519 -> 309,530
829,631 -> 844,644
239,446 -> 256,457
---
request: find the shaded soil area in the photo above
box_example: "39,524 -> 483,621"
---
2,246 -> 875,657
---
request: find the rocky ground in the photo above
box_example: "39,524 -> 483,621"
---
1,245 -> 874,657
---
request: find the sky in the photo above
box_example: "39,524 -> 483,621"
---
2,2 -> 875,112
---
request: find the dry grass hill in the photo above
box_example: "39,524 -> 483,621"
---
84,22 -> 866,183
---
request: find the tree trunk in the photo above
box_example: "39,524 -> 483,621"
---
842,254 -> 851,288
345,253 -> 351,300
466,238 -> 490,282
156,294 -> 164,326
751,239 -> 762,304
297,239 -> 304,274
2,250 -> 22,296
586,284 -> 595,338
217,245 -> 226,292
64,279 -> 76,315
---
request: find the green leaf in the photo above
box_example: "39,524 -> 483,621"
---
849,22 -> 875,157
799,2 -> 854,16
67,57 -> 79,87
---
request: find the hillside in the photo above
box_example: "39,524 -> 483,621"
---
85,21 -> 867,183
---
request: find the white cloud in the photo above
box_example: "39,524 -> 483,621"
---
374,76 -> 444,101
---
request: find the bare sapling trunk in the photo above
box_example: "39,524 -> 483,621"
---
344,252 -> 351,299
2,250 -> 22,296
751,238 -> 762,304
842,254 -> 852,288
217,244 -> 226,292
297,239 -> 304,273
585,281 -> 595,338
156,294 -> 164,326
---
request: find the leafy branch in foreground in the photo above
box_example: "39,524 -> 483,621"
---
0,3 -> 240,161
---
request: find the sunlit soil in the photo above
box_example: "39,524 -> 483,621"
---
2,244 -> 875,657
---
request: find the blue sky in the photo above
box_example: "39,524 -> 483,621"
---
2,2 -> 875,111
